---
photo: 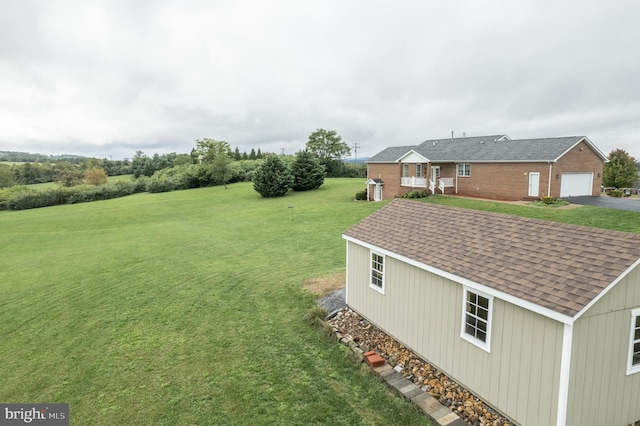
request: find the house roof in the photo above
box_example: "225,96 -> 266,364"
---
343,199 -> 640,318
367,135 -> 607,163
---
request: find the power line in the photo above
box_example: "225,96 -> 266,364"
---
352,143 -> 360,164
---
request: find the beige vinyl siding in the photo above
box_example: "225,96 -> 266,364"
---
346,241 -> 564,426
567,265 -> 640,426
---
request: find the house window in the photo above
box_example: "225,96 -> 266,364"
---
628,308 -> 640,375
416,164 -> 422,177
457,163 -> 471,177
403,164 -> 409,177
461,288 -> 492,352
370,251 -> 384,293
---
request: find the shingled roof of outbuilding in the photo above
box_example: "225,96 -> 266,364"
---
366,135 -> 607,163
343,199 -> 640,318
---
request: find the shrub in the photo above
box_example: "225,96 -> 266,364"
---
610,189 -> 623,197
355,190 -> 367,201
541,196 -> 555,204
0,186 -> 35,210
147,177 -> 178,193
401,189 -> 430,199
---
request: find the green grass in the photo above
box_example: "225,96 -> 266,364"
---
0,179 -> 429,425
2,182 -> 638,425
422,194 -> 640,233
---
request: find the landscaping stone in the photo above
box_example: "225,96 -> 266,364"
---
329,307 -> 514,426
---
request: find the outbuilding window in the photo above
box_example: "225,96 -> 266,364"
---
457,163 -> 471,177
461,288 -> 492,352
370,251 -> 384,294
627,308 -> 640,375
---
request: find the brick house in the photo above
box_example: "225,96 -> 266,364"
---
343,199 -> 640,425
366,135 -> 607,201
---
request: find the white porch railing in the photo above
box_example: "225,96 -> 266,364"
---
401,177 -> 428,187
428,177 -> 454,194
440,177 -> 454,187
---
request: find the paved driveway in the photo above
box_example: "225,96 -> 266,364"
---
565,196 -> 640,212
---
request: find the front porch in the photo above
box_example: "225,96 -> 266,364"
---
401,177 -> 454,194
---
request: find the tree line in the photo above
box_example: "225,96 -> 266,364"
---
0,129 -> 366,209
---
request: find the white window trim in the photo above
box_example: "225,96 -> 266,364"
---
416,164 -> 422,177
370,251 -> 385,294
402,164 -> 409,177
626,308 -> 640,375
457,163 -> 471,177
461,287 -> 493,353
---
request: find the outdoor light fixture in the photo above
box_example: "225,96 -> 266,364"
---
556,174 -> 559,179
598,172 -> 601,178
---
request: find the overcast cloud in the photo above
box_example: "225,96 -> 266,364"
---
1,0 -> 639,160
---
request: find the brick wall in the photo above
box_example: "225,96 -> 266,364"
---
367,141 -> 604,201
367,163 -> 406,199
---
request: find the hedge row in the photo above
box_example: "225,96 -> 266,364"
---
0,162 -> 263,210
0,180 -> 148,210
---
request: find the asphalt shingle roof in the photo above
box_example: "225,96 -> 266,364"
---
367,135 -> 596,163
343,199 -> 640,318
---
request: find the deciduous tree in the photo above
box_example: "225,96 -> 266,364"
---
84,166 -> 108,186
305,129 -> 350,177
305,129 -> 350,162
211,154 -> 233,189
603,149 -> 638,188
193,139 -> 232,163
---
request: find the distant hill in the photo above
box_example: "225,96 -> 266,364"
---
344,157 -> 370,164
0,151 -> 89,163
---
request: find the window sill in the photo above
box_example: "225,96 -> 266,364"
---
461,333 -> 490,353
369,284 -> 384,295
626,365 -> 640,376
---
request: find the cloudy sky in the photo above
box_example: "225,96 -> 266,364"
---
1,0 -> 639,160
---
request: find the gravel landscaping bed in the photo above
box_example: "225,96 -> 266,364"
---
329,307 -> 514,426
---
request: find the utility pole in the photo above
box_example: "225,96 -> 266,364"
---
281,148 -> 285,155
352,142 -> 360,164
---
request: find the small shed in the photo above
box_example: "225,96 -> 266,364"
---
343,199 -> 640,426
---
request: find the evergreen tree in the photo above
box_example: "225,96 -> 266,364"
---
234,147 -> 241,161
256,148 -> 263,159
291,150 -> 325,191
252,154 -> 293,197
249,148 -> 257,160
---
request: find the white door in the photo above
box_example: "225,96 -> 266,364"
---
560,173 -> 593,197
431,166 -> 440,182
374,184 -> 382,201
528,172 -> 540,197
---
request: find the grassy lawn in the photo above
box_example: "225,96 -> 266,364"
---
0,179 -> 429,425
2,181 -> 638,425
422,195 -> 640,233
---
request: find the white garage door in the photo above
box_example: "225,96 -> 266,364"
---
560,173 -> 593,197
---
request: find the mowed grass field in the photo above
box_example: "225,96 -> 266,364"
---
0,179 -> 431,425
2,178 -> 638,425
